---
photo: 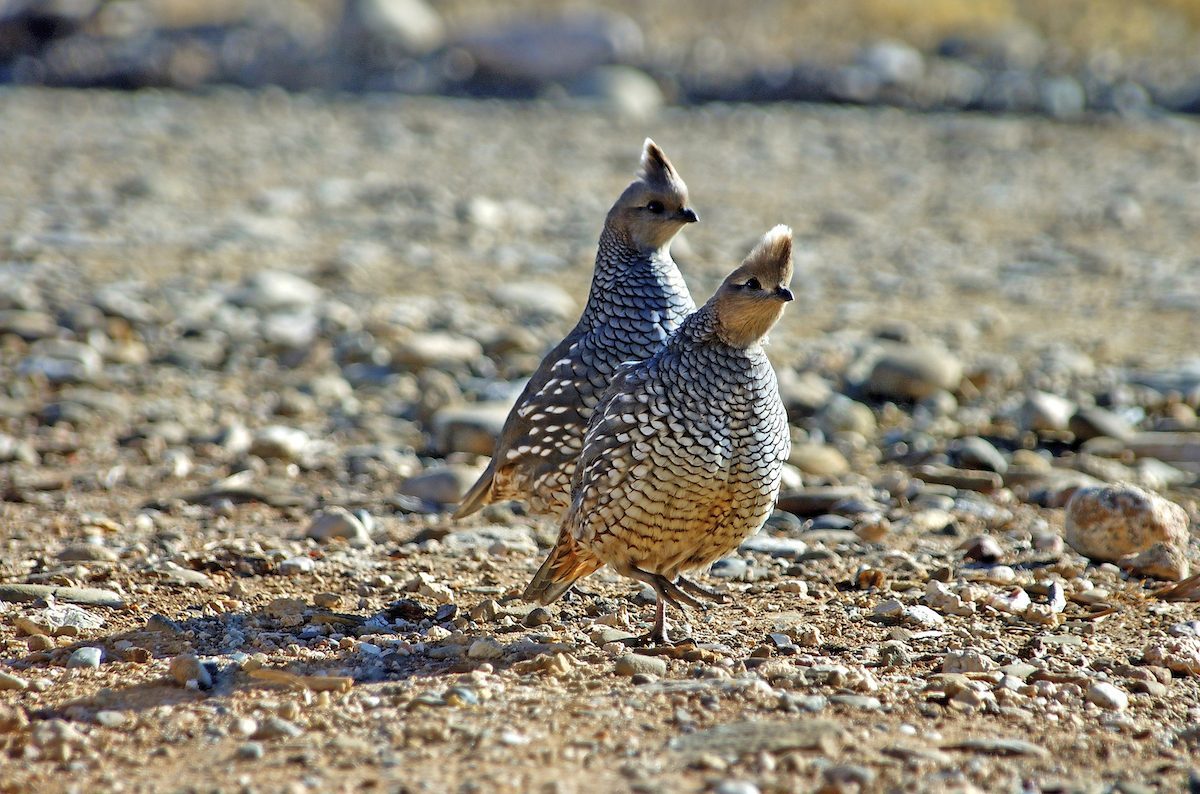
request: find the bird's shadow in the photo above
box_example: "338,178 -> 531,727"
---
7,593 -> 566,722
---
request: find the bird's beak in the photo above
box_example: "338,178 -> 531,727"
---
776,286 -> 794,302
676,207 -> 699,224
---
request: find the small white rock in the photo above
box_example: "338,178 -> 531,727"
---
1087,681 -> 1128,710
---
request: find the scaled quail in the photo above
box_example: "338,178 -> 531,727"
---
523,225 -> 796,643
455,139 -> 698,519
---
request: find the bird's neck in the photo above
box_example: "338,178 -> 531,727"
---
597,222 -> 673,268
681,300 -> 773,351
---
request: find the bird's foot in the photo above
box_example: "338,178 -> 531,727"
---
619,630 -> 695,649
675,575 -> 730,604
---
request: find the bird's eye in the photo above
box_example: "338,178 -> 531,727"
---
646,200 -> 665,214
742,278 -> 762,290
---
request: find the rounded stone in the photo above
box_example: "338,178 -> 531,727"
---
306,507 -> 373,548
1086,681 -> 1128,710
66,647 -> 102,669
865,344 -> 962,401
1064,483 -> 1189,564
614,654 -> 667,677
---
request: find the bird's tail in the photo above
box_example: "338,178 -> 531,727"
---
523,530 -> 603,604
452,459 -> 496,520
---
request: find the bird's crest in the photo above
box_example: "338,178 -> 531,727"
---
734,224 -> 793,285
638,138 -> 682,189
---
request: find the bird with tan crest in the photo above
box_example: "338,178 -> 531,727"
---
454,139 -> 699,520
524,225 -> 796,644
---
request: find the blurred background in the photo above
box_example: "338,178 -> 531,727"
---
5,0 -> 1200,116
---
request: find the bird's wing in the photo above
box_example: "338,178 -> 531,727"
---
457,323 -> 603,517
568,355 -> 734,547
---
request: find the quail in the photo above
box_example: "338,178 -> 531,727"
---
523,225 -> 795,643
455,139 -> 698,519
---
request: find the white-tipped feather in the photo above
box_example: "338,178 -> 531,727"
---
743,224 -> 793,266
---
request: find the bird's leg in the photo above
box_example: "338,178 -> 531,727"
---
652,595 -> 670,645
674,575 -> 730,603
617,564 -> 698,645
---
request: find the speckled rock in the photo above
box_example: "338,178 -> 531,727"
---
1126,541 -> 1189,581
1063,483 -> 1189,565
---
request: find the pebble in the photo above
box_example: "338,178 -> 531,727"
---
455,11 -> 643,83
1127,542 -> 1189,581
942,650 -> 997,674
95,710 -> 127,728
788,443 -> 850,477
57,543 -> 119,562
865,343 -> 963,401
279,556 -> 316,575
949,436 -> 1008,473
1063,483 -> 1189,566
739,535 -> 808,559
18,339 -> 103,383
1019,391 -> 1075,432
66,647 -> 103,669
0,671 -> 29,691
249,425 -> 310,462
1086,681 -> 1129,710
252,717 -> 304,741
434,403 -> 510,456
306,507 -> 373,548
399,465 -> 484,506
238,741 -> 266,760
467,637 -> 506,660
615,654 -> 668,677
828,694 -> 882,711
1070,406 -> 1135,442
339,0 -> 445,58
709,557 -> 749,579
169,653 -> 213,689
0,584 -> 124,609
713,781 -> 760,794
231,271 -> 322,311
393,333 -> 482,369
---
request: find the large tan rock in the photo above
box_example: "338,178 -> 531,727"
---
1064,483 -> 1190,579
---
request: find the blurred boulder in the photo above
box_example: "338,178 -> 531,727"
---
454,11 -> 642,86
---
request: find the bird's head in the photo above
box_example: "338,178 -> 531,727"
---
712,225 -> 794,348
606,138 -> 699,253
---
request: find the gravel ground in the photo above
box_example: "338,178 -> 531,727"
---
1,88 -> 1200,793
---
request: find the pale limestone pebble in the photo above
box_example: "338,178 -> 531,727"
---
1143,638 -> 1200,675
614,654 -> 667,677
0,670 -> 29,691
392,332 -> 482,369
230,270 -> 322,311
1018,390 -> 1075,432
399,464 -> 485,506
1086,681 -> 1129,710
1064,483 -> 1189,564
434,402 -> 510,456
985,587 -> 1032,614
279,556 -> 315,575
864,342 -> 963,401
466,637 -> 506,660
1124,541 -> 1189,581
306,506 -> 374,548
788,442 -> 850,477
249,425 -> 311,462
925,580 -> 975,616
942,650 -> 998,674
